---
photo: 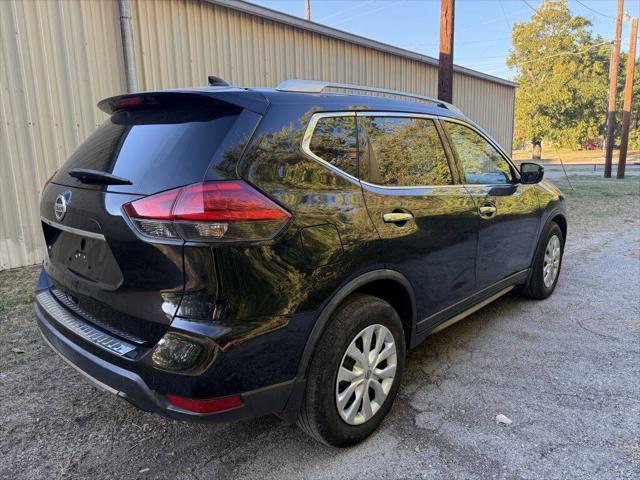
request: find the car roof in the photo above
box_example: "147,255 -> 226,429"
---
102,86 -> 471,128
168,86 -> 467,121
251,88 -> 466,120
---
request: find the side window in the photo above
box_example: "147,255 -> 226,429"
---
444,122 -> 513,184
308,116 -> 357,177
362,117 -> 453,186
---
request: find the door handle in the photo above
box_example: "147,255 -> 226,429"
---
382,212 -> 414,224
478,203 -> 497,219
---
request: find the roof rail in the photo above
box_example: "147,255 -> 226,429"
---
275,79 -> 463,114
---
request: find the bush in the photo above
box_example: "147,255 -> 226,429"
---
628,129 -> 640,150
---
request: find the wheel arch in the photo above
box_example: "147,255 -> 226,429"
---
550,212 -> 567,245
295,269 -> 416,378
526,208 -> 567,278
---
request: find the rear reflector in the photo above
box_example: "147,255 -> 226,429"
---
166,394 -> 243,414
123,180 -> 290,243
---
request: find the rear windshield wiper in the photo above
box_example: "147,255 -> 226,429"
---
67,168 -> 132,186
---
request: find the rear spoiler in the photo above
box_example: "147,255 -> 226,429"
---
97,89 -> 270,115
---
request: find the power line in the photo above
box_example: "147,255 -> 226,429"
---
484,40 -> 612,73
317,1 -> 375,23
456,6 -> 532,34
498,0 -> 511,30
401,36 -> 512,49
458,54 -> 511,60
521,0 -> 536,13
573,0 -> 615,20
326,0 -> 405,27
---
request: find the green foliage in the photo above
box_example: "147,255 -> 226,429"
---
508,0 -> 611,148
309,116 -> 357,175
629,128 -> 640,150
365,117 -> 452,186
632,63 -> 640,147
444,122 -> 512,183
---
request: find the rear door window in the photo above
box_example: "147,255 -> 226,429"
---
54,106 -> 240,194
360,116 -> 453,186
307,115 -> 358,177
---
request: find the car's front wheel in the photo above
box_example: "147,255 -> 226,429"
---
297,294 -> 406,447
520,221 -> 564,299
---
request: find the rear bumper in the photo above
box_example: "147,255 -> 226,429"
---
34,290 -> 304,423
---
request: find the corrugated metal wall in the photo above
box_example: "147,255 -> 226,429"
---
454,74 -> 515,151
0,0 -> 515,270
131,0 -> 515,149
0,0 -> 125,270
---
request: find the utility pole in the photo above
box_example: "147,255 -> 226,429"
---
617,16 -> 638,179
305,0 -> 311,21
118,0 -> 138,93
438,0 -> 454,103
604,0 -> 625,178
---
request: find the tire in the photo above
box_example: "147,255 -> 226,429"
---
297,293 -> 406,447
519,221 -> 564,299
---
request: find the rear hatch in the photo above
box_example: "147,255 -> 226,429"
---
40,90 -> 266,346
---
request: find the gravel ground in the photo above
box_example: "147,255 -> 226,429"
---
1,169 -> 639,480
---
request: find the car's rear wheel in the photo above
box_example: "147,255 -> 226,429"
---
297,293 -> 405,447
519,221 -> 564,299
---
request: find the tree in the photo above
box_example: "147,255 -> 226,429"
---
507,0 -> 611,149
627,58 -> 640,149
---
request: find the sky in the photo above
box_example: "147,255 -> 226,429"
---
248,0 -> 640,81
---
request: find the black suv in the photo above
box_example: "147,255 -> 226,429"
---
34,79 -> 566,447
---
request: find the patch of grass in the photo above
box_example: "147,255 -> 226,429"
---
553,175 -> 640,198
0,265 -> 40,320
513,148 -> 640,164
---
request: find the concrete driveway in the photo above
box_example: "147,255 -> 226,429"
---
1,170 -> 638,479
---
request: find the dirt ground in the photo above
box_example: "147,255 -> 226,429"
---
1,167 -> 639,480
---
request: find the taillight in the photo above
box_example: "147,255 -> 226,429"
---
123,180 -> 291,243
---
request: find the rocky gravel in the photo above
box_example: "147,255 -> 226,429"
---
1,169 -> 638,479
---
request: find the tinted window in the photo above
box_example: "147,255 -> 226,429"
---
444,122 -> 512,184
308,116 -> 358,177
362,117 -> 452,186
55,107 -> 239,194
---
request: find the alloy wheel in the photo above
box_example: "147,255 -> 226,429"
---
543,234 -> 561,288
335,324 -> 398,425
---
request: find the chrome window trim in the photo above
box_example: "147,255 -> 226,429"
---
360,181 -> 460,191
41,217 -> 106,241
440,117 -> 521,186
302,111 -> 462,191
301,110 -> 516,191
356,112 -> 458,190
301,111 -> 360,184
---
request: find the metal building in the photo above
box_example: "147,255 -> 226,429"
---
0,0 -> 517,270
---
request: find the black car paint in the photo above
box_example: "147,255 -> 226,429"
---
34,86 -> 566,422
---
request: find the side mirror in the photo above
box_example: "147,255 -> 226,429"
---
520,162 -> 544,184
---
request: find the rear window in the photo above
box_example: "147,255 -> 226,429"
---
54,106 -> 240,194
307,116 -> 358,177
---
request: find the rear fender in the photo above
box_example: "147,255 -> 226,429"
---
295,269 -> 416,379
